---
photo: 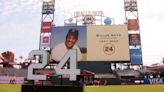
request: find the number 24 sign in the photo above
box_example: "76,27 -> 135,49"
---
27,50 -> 80,81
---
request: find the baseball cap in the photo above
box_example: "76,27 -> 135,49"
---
66,28 -> 79,40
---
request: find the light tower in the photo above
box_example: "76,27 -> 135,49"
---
124,0 -> 142,65
39,0 -> 55,50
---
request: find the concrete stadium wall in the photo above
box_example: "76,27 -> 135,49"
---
0,76 -> 24,84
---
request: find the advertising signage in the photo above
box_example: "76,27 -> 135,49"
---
127,19 -> 139,30
130,49 -> 142,65
41,22 -> 52,33
129,34 -> 141,46
50,25 -> 130,62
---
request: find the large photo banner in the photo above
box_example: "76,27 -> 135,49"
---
50,26 -> 87,61
50,25 -> 130,62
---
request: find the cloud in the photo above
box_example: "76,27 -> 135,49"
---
54,0 -> 125,25
0,19 -> 40,56
0,0 -> 42,58
138,0 -> 164,65
0,0 -> 41,16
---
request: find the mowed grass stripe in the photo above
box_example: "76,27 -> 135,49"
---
0,84 -> 21,92
84,85 -> 164,92
0,84 -> 164,92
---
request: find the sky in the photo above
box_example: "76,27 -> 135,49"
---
0,0 -> 164,66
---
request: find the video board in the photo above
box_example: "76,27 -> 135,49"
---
50,25 -> 130,62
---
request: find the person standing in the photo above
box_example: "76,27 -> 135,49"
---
10,74 -> 16,84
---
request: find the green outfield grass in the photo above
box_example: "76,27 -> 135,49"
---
0,84 -> 21,92
0,84 -> 164,92
85,85 -> 164,92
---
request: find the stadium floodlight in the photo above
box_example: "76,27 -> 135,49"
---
43,0 -> 53,2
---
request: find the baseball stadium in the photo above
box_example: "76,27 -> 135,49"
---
0,0 -> 164,92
